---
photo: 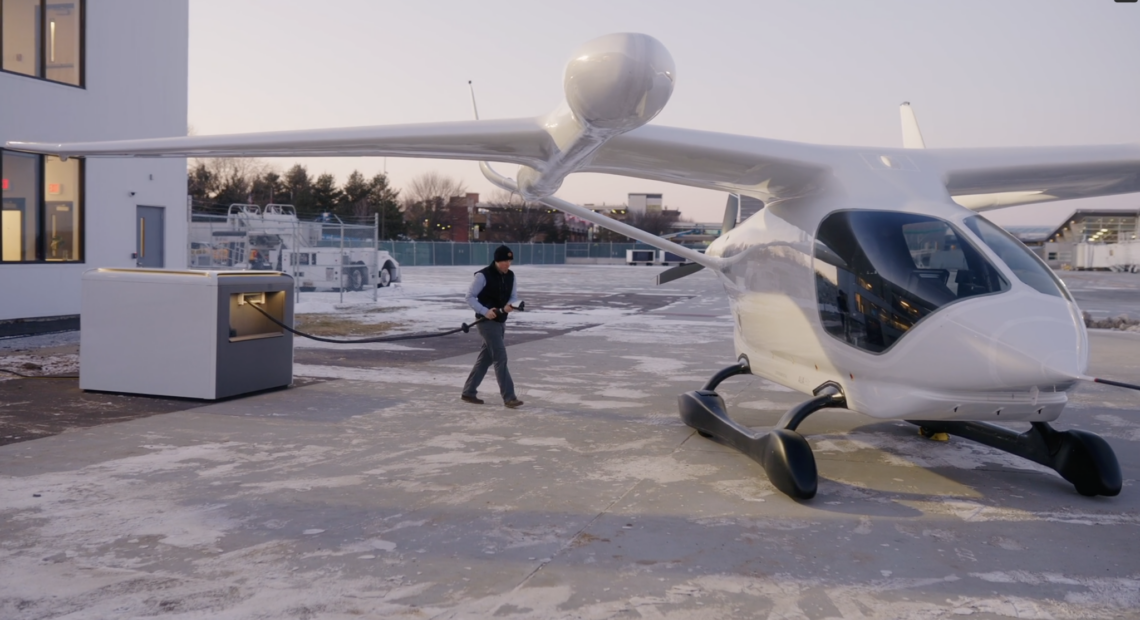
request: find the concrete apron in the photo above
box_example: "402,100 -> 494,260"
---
2,313 -> 1140,616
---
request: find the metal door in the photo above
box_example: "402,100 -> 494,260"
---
136,206 -> 165,268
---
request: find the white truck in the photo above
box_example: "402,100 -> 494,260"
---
189,204 -> 401,291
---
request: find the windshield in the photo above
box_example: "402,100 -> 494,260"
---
815,210 -> 1009,353
963,215 -> 1070,300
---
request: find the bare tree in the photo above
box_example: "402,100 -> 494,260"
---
187,157 -> 270,207
401,172 -> 467,240
483,190 -> 557,242
625,210 -> 676,237
405,171 -> 466,205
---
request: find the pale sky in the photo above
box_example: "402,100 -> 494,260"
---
188,0 -> 1140,226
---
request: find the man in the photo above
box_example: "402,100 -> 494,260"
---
462,245 -> 524,408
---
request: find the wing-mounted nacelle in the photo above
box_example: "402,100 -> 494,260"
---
515,33 -> 675,200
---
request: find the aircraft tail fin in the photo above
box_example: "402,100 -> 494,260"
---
900,102 -> 926,149
723,195 -> 740,234
653,193 -> 743,285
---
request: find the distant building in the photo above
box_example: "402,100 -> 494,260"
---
445,193 -> 479,242
1,2 -> 189,332
582,196 -> 680,241
1003,226 -> 1055,246
1038,210 -> 1139,269
627,193 -> 662,214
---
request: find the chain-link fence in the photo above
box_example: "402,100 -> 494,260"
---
188,205 -> 385,301
377,242 -> 566,266
372,241 -> 675,265
565,242 -> 658,259
189,204 -> 701,271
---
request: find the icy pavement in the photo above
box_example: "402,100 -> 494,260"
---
2,265 -> 1140,619
1058,271 -> 1140,322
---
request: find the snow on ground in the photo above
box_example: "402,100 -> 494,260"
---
291,265 -> 688,345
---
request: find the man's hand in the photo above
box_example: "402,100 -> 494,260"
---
504,304 -> 514,314
485,308 -> 497,320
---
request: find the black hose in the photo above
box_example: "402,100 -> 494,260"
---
246,301 -> 523,344
0,368 -> 77,379
1094,377 -> 1140,392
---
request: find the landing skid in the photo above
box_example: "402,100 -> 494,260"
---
909,420 -> 1122,497
681,362 -> 1123,500
678,361 -> 845,499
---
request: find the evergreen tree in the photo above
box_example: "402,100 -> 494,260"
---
310,173 -> 343,216
282,164 -> 315,216
187,161 -> 217,206
249,170 -> 286,205
340,170 -> 371,219
368,173 -> 404,239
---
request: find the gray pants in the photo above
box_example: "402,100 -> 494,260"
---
463,320 -> 516,402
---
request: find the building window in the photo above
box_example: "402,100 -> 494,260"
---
1,150 -> 84,263
1,0 -> 83,87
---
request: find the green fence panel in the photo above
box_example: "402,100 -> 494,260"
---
437,243 -> 455,266
473,243 -> 491,265
372,241 -> 588,266
454,243 -> 471,265
392,242 -> 416,265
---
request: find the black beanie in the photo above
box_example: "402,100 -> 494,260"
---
494,245 -> 514,262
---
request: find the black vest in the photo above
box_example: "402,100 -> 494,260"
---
476,264 -> 514,323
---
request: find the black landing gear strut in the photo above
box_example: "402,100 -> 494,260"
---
679,360 -> 846,500
909,420 -> 1122,497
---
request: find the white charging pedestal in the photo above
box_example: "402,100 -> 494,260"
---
81,268 -> 294,399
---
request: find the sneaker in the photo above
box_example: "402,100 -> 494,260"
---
461,395 -> 485,405
504,399 -> 524,409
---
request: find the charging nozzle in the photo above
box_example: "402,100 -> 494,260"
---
1079,375 -> 1140,392
239,292 -> 266,306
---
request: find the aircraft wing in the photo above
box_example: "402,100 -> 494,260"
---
10,119 -> 1136,211
3,119 -> 557,167
5,120 -> 835,201
925,144 -> 1140,210
582,125 -> 832,198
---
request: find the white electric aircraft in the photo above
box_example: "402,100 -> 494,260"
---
9,34 -> 1140,499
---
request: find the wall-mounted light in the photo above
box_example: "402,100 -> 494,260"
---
50,20 -> 56,63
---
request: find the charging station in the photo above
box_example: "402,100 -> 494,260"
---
80,268 -> 294,400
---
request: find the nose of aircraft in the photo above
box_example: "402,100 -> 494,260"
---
885,288 -> 1087,392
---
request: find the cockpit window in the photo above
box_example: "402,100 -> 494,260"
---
963,215 -> 1071,301
815,211 -> 1009,353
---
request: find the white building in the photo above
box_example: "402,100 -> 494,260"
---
1,1 -> 188,333
627,193 -> 662,214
